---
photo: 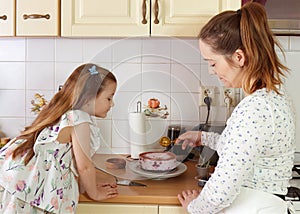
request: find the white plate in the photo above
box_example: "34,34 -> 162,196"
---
128,161 -> 187,180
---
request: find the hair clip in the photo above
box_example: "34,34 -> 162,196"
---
88,65 -> 99,75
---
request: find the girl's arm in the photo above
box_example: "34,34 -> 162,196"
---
71,122 -> 118,201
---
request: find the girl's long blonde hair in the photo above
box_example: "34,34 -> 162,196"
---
12,63 -> 117,165
198,1 -> 289,95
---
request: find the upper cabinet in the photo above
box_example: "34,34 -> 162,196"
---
0,0 -> 15,36
62,0 -> 241,37
16,0 -> 60,36
0,0 -> 60,37
151,0 -> 241,37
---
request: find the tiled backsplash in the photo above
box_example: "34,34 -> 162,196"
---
0,36 -> 299,154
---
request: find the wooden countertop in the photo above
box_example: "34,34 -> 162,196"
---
79,154 -> 201,205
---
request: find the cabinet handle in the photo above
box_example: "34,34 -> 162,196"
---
23,14 -> 50,20
0,15 -> 7,20
141,0 -> 147,24
154,0 -> 159,24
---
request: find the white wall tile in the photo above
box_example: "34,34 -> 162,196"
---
0,90 -> 25,117
112,62 -> 142,92
199,106 -> 228,124
112,91 -> 142,120
171,38 -> 201,64
112,119 -> 130,148
0,118 -> 25,138
171,63 -> 201,93
0,38 -> 25,61
112,38 -> 142,63
55,38 -> 83,62
83,38 -> 112,62
170,92 -> 199,121
27,38 -> 55,61
55,62 -> 81,90
142,38 -> 171,63
96,119 -> 112,149
290,36 -> 300,51
145,119 -> 169,146
276,36 -> 289,51
26,62 -> 55,90
0,62 -> 25,89
142,63 -> 170,92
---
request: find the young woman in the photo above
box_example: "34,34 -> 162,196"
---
0,63 -> 118,213
177,2 -> 296,213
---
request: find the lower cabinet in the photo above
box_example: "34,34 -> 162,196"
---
77,203 -> 188,214
77,203 -> 158,214
159,205 -> 189,214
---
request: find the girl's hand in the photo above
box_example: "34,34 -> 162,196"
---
175,131 -> 202,150
177,189 -> 199,210
96,182 -> 118,200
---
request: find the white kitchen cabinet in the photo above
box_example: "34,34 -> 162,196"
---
77,203 -> 158,214
61,0 -> 241,37
0,0 -> 15,36
0,0 -> 59,37
16,0 -> 60,36
159,205 -> 189,214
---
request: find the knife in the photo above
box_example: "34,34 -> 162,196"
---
115,178 -> 147,187
95,166 -> 147,187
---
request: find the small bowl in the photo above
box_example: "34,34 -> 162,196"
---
105,158 -> 126,169
195,175 -> 208,187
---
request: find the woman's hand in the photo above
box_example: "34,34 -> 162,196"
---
175,131 -> 202,149
178,189 -> 200,210
96,182 -> 118,200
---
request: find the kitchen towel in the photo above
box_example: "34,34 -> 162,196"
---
128,110 -> 147,159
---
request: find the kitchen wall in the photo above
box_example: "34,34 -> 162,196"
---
0,36 -> 299,155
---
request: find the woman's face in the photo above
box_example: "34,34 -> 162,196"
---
199,40 -> 244,88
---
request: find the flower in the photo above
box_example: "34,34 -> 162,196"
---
15,180 -> 26,192
51,197 -> 59,210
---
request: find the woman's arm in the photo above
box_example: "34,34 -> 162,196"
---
71,123 -> 118,201
175,131 -> 221,151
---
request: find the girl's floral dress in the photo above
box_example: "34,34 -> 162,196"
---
0,110 -> 101,213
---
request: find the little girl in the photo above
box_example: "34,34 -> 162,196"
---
0,63 -> 118,213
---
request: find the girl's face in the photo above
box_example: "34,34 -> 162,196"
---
83,81 -> 117,118
94,81 -> 117,118
199,40 -> 245,88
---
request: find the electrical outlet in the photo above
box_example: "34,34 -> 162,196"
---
220,87 -> 237,106
199,86 -> 215,106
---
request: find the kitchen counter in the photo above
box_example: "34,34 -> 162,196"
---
79,154 -> 201,205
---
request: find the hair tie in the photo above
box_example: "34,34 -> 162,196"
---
237,9 -> 241,15
88,65 -> 99,75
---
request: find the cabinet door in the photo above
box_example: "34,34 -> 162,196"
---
159,205 -> 189,214
77,203 -> 158,214
0,0 -> 15,36
61,0 -> 150,37
16,0 -> 60,36
151,0 -> 241,37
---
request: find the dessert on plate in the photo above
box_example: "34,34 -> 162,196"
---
139,151 -> 178,172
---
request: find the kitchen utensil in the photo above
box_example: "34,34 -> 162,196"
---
195,175 -> 208,187
95,166 -> 147,187
159,136 -> 171,148
115,178 -> 146,187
